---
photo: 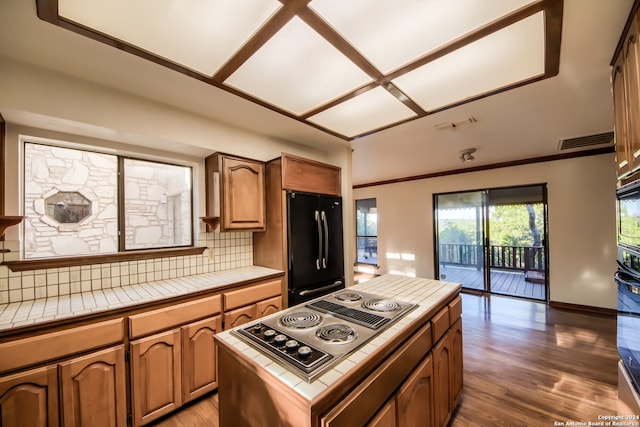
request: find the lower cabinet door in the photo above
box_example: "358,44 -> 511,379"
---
181,315 -> 222,403
0,365 -> 59,427
366,399 -> 397,427
59,345 -> 127,427
223,305 -> 256,329
432,332 -> 452,427
396,354 -> 434,427
255,296 -> 282,318
131,329 -> 182,426
450,318 -> 463,409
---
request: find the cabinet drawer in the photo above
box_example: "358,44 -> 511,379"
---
431,306 -> 450,344
0,318 -> 124,373
129,295 -> 222,339
448,295 -> 462,326
223,279 -> 281,311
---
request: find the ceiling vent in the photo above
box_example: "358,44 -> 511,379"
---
558,131 -> 614,151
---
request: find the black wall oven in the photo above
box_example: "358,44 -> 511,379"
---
616,180 -> 640,395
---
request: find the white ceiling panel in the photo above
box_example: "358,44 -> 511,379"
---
59,0 -> 281,76
308,86 -> 417,138
224,16 -> 373,115
393,11 -> 545,111
309,0 -> 536,74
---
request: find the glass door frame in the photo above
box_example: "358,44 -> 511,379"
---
434,184 -> 549,302
433,189 -> 488,293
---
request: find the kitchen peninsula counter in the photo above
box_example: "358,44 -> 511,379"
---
215,274 -> 462,427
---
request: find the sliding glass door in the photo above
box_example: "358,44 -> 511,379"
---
435,185 -> 548,301
435,191 -> 486,291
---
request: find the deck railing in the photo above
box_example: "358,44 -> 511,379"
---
438,243 -> 544,272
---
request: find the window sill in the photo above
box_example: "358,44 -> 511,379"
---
2,246 -> 206,272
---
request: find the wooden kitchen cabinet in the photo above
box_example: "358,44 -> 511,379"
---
432,317 -> 463,427
318,323 -> 433,427
181,315 -> 222,403
432,332 -> 451,427
0,365 -> 59,427
367,399 -> 397,427
59,345 -> 127,427
281,153 -> 341,196
613,5 -> 640,181
130,329 -> 183,426
223,278 -> 282,329
365,354 -> 435,427
223,295 -> 282,328
450,317 -> 464,408
396,354 -> 434,427
253,154 -> 341,307
203,152 -> 266,231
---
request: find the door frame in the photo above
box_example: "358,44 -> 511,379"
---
433,183 -> 549,302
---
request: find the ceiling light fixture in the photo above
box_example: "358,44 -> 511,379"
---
459,148 -> 476,163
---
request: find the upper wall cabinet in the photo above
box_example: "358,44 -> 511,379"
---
613,3 -> 640,182
203,153 -> 266,232
281,153 -> 341,196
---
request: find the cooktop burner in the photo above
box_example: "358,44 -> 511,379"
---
362,299 -> 401,312
231,289 -> 417,382
334,292 -> 363,302
279,312 -> 323,329
315,324 -> 357,343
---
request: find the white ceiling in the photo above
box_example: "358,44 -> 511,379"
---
0,0 -> 634,185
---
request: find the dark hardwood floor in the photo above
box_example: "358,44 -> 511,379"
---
153,293 -> 621,426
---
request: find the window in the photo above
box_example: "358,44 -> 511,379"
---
356,198 -> 377,265
23,142 -> 193,259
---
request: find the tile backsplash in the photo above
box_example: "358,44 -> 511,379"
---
0,231 -> 253,304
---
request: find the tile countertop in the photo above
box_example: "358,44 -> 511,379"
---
215,274 -> 461,402
0,265 -> 283,332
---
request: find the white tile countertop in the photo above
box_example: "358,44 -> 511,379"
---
215,274 -> 461,402
0,265 -> 282,332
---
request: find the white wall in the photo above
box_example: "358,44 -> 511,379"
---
353,153 -> 618,309
0,57 -> 355,292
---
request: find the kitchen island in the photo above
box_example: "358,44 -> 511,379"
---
215,274 -> 462,427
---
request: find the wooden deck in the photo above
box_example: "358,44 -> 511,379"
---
439,265 -> 546,301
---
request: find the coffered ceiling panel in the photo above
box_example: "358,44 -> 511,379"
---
309,0 -> 536,74
308,86 -> 418,138
59,0 -> 282,76
40,0 -> 562,141
393,11 -> 545,111
225,16 -> 373,115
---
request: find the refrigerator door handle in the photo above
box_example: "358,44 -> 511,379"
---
315,210 -> 321,270
321,211 -> 328,269
299,281 -> 344,296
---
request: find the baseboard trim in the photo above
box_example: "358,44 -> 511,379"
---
549,300 -> 616,316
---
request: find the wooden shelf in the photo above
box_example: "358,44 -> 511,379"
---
0,216 -> 24,237
200,217 -> 220,231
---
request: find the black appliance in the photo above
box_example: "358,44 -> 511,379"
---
286,191 -> 345,305
616,180 -> 640,395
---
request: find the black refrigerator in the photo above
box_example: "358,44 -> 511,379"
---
287,191 -> 345,305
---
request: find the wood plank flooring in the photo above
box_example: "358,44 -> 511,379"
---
152,293 -> 621,426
